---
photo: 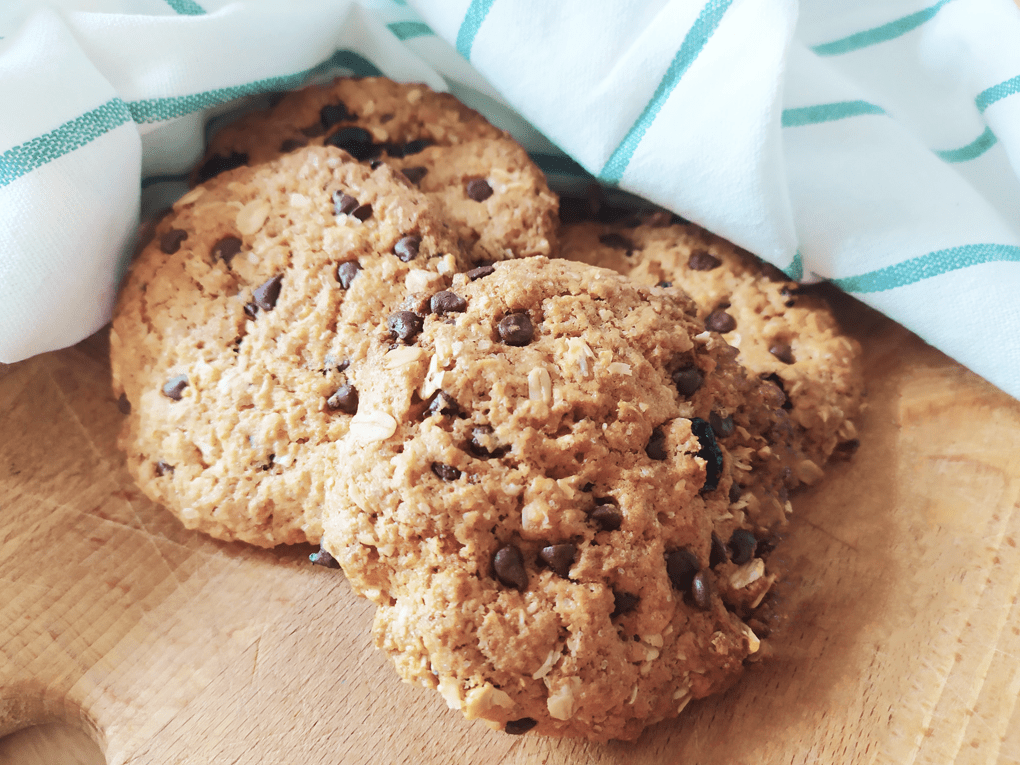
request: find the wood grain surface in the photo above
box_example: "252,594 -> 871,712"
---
2,286 -> 1020,765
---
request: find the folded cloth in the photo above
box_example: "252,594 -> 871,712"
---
2,0 -> 1019,402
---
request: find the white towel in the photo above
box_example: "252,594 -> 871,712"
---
2,0 -> 1019,400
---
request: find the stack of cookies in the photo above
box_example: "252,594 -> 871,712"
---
110,78 -> 863,741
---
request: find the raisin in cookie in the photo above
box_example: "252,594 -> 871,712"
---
320,257 -> 786,740
111,145 -> 470,547
560,221 -> 864,472
195,76 -> 558,264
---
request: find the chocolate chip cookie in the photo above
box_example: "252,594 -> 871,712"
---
320,257 -> 785,740
195,77 -> 558,264
560,220 -> 864,472
111,145 -> 469,547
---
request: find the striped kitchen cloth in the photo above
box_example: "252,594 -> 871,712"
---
2,1 -> 1019,402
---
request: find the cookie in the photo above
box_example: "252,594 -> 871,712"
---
111,145 -> 470,547
320,257 -> 786,740
195,76 -> 559,264
559,220 -> 864,471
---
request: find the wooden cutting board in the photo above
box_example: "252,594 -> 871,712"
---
2,285 -> 1020,765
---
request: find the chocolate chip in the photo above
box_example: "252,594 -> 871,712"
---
309,541 -> 341,569
401,166 -> 428,185
387,311 -> 423,343
352,204 -> 373,221
326,384 -> 358,414
667,548 -> 700,592
325,126 -> 375,160
505,718 -> 538,735
691,570 -> 713,611
430,291 -> 467,315
591,500 -> 623,531
709,411 -> 734,438
493,545 -> 527,590
469,425 -> 508,458
466,264 -> 495,281
598,233 -> 634,252
431,462 -> 462,481
160,228 -> 188,254
729,482 -> 743,504
211,236 -> 243,265
253,275 -> 283,312
611,590 -> 640,618
117,393 -> 131,415
401,138 -> 432,156
729,529 -> 757,565
195,151 -> 248,183
465,178 -> 493,202
497,313 -> 534,346
761,373 -> 791,410
320,102 -> 352,130
162,374 -> 188,401
769,341 -> 795,365
369,159 -> 384,170
710,532 -> 728,567
279,138 -> 306,153
690,418 -> 723,493
646,427 -> 668,460
155,460 -> 174,477
243,302 -> 258,319
688,250 -> 721,271
705,310 -> 736,333
393,235 -> 421,262
539,544 -> 575,579
423,391 -> 461,419
580,482 -> 595,493
672,364 -> 704,397
336,261 -> 362,289
333,191 -> 359,215
833,438 -> 861,460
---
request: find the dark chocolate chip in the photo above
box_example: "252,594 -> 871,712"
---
729,482 -> 743,504
279,138 -> 306,153
324,126 -> 375,160
497,313 -> 534,346
672,364 -> 704,397
493,545 -> 527,590
580,482 -> 595,493
162,374 -> 188,401
705,310 -> 736,333
709,411 -> 734,438
253,275 -> 283,312
326,384 -> 358,414
611,590 -> 640,618
468,425 -> 508,458
431,462 -> 462,481
729,529 -> 757,565
117,393 -> 131,415
833,438 -> 861,460
243,302 -> 258,319
466,264 -> 495,281
211,236 -> 243,265
332,191 -> 359,216
387,311 -> 423,343
393,235 -> 421,262
761,373 -> 791,410
539,544 -> 576,579
769,341 -> 795,365
430,290 -> 467,315
352,203 -> 373,221
466,177 -> 493,201
688,250 -> 721,271
691,570 -> 713,611
309,541 -> 341,569
591,501 -> 623,532
710,532 -> 728,568
401,138 -> 432,156
505,718 -> 538,735
425,391 -> 462,419
666,548 -> 700,592
369,159 -> 384,170
401,166 -> 428,185
195,152 -> 248,183
320,102 -> 352,130
336,261 -> 362,289
160,228 -> 188,254
646,427 -> 668,461
155,460 -> 174,477
598,233 -> 634,252
690,417 -> 723,493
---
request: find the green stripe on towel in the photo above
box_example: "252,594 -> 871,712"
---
976,74 -> 1020,113
456,0 -> 498,59
785,250 -> 803,281
830,243 -> 1020,293
781,100 -> 885,127
388,21 -> 434,41
600,0 -> 733,184
811,0 -> 954,56
164,0 -> 205,14
935,126 -> 997,163
0,98 -> 132,188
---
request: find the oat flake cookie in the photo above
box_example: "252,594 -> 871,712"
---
560,220 -> 864,472
111,145 -> 471,547
321,257 -> 786,740
195,76 -> 559,265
